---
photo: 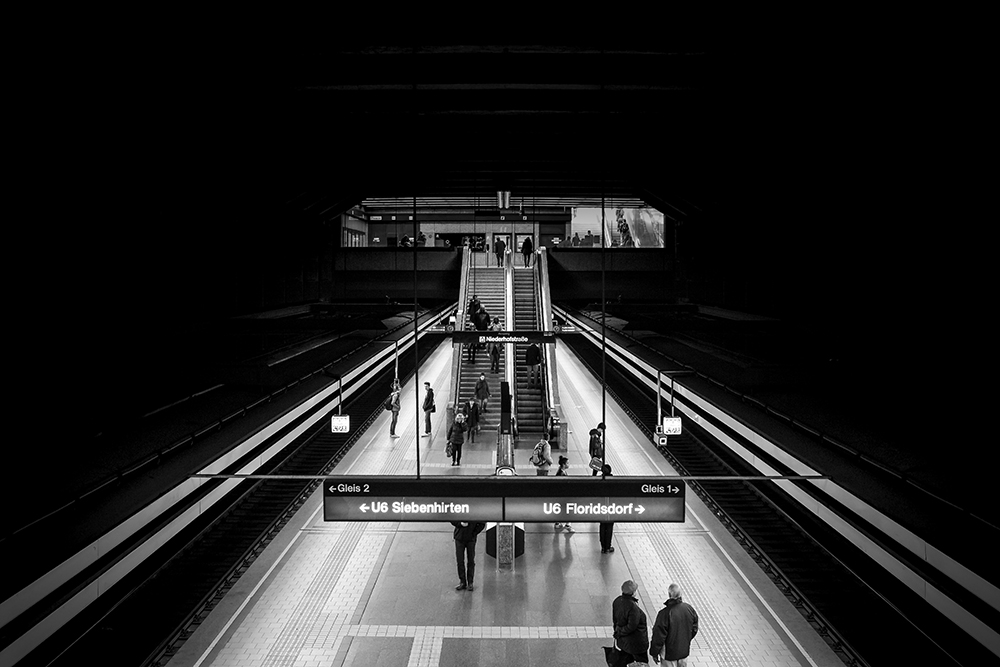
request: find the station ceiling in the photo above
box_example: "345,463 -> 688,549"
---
255,42 -> 735,225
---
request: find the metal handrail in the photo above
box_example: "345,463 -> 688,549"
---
447,247 -> 472,429
536,248 -> 562,445
5,305 -> 453,544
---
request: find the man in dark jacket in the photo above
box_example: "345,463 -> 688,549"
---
474,373 -> 491,414
612,580 -> 649,665
451,521 -> 486,591
494,238 -> 506,267
650,583 -> 699,666
524,343 -> 541,387
521,235 -> 533,267
447,413 -> 467,466
421,382 -> 435,437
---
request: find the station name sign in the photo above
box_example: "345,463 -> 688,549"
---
451,331 -> 557,345
323,476 -> 685,523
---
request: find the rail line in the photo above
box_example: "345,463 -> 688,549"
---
35,337 -> 445,667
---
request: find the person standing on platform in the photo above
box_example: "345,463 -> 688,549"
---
521,235 -> 533,268
612,580 -> 649,666
388,379 -> 401,438
421,382 -> 435,438
553,456 -> 575,532
525,342 -> 541,388
451,520 -> 486,591
531,432 -> 553,475
447,413 -> 467,466
589,428 -> 603,476
650,583 -> 699,666
475,372 -> 491,414
494,238 -> 506,267
600,463 -> 616,553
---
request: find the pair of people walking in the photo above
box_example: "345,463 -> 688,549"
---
610,581 -> 700,666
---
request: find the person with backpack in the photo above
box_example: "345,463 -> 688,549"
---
447,413 -> 467,466
554,456 -> 575,532
530,432 -> 553,475
589,427 -> 603,476
388,379 -> 401,438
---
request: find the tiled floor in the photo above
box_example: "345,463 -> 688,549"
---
169,342 -> 843,667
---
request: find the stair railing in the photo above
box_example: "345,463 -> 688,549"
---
502,248 -> 517,461
536,247 -> 563,448
448,246 -> 472,430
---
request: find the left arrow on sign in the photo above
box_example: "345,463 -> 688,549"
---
360,504 -> 369,513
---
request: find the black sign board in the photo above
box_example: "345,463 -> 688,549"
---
451,331 -> 556,345
323,476 -> 685,523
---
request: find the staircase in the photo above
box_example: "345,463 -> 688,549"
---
513,268 -> 544,440
458,267 -> 506,436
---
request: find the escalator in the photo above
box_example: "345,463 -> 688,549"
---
457,260 -> 506,434
513,268 -> 543,440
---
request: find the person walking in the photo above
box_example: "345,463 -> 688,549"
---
589,427 -> 604,476
465,398 -> 480,442
489,317 -> 503,373
421,382 -> 435,437
388,380 -> 401,438
600,463 -> 616,552
494,237 -> 506,267
530,432 -> 553,476
649,584 -> 699,666
525,342 -> 541,388
451,520 -> 486,591
474,372 -> 491,414
521,235 -> 533,268
612,580 -> 650,666
553,456 -> 575,532
447,413 -> 467,466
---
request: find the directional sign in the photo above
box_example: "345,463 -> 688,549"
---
323,477 -> 685,523
504,497 -> 684,523
451,331 -> 556,345
331,415 -> 350,433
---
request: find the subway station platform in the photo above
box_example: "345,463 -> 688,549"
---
169,340 -> 843,667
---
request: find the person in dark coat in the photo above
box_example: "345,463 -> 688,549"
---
421,382 -> 435,437
612,580 -> 649,665
388,380 -> 402,438
489,317 -> 503,373
524,343 -> 542,388
447,413 -> 467,465
474,373 -> 491,414
494,238 -> 506,267
589,427 -> 603,476
465,399 -> 480,442
600,463 -> 615,552
467,295 -> 480,326
649,583 -> 699,665
451,520 -> 486,591
521,236 -> 533,267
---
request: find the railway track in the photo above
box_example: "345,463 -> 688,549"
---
558,332 -> 972,667
33,336 -> 445,667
